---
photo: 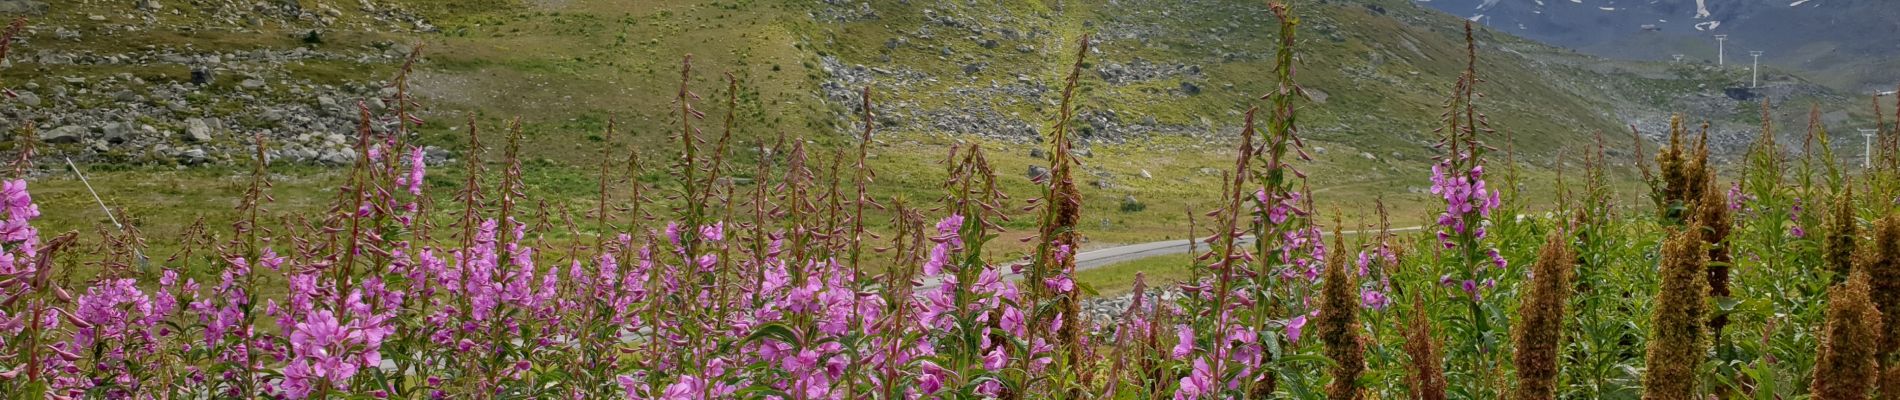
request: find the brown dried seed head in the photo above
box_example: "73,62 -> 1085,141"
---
1824,188 -> 1858,283
1864,213 -> 1900,355
1513,229 -> 1574,400
1319,228 -> 1364,400
1643,225 -> 1708,400
1403,293 -> 1446,400
1812,271 -> 1882,400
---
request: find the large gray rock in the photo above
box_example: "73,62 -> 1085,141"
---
41,125 -> 84,143
319,149 -> 355,165
12,91 -> 39,107
185,118 -> 215,142
1027,165 -> 1050,180
180,148 -> 207,164
101,122 -> 133,143
0,0 -> 47,14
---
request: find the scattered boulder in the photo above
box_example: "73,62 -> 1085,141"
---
0,0 -> 47,14
180,148 -> 208,164
1027,165 -> 1050,180
185,118 -> 215,142
319,149 -> 355,165
41,125 -> 84,143
12,91 -> 39,107
191,68 -> 214,86
101,122 -> 133,144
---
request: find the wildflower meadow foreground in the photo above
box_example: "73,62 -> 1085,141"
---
4,3 -> 1900,399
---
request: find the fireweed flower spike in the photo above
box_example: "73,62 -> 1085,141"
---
1317,224 -> 1365,400
1823,187 -> 1858,283
1693,179 -> 1734,338
1811,271 -> 1881,400
1642,225 -> 1708,400
1403,293 -> 1447,400
1866,213 -> 1900,396
1511,229 -> 1575,400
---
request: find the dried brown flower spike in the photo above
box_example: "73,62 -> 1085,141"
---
1403,293 -> 1447,400
1812,271 -> 1882,400
1824,187 -> 1858,283
1643,224 -> 1708,400
1512,229 -> 1575,400
1318,224 -> 1365,400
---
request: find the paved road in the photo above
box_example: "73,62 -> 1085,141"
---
921,225 -> 1426,290
1072,225 -> 1425,270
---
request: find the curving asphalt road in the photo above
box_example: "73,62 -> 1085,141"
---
1072,225 -> 1426,270
920,225 -> 1426,291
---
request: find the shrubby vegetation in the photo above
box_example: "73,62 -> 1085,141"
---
2,3 -> 1900,398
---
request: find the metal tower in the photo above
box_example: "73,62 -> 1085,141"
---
1714,34 -> 1728,66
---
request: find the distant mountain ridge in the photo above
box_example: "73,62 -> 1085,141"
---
1413,0 -> 1900,92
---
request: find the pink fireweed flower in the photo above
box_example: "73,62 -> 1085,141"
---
1361,288 -> 1390,310
935,213 -> 965,247
404,146 -> 426,196
71,279 -> 156,349
1044,274 -> 1074,294
284,310 -> 359,398
1175,358 -> 1216,400
1285,314 -> 1308,342
1,180 -> 39,221
661,375 -> 706,399
0,217 -> 36,243
922,241 -> 949,277
983,346 -> 1008,371
1789,200 -> 1807,238
1173,324 -> 1195,358
918,360 -> 947,395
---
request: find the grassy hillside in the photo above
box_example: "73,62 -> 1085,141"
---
0,0 -> 1873,262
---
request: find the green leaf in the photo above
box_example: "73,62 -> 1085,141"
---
740,323 -> 800,347
1075,280 -> 1100,297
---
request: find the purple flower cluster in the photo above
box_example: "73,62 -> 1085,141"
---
1429,161 -> 1500,238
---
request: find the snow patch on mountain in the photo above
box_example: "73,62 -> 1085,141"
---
1695,0 -> 1711,18
1789,0 -> 1813,6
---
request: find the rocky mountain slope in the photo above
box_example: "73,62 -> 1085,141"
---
1417,0 -> 1900,93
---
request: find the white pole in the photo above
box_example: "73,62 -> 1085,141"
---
64,157 -> 149,271
1715,35 -> 1728,66
1865,129 -> 1879,169
1750,51 -> 1763,88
